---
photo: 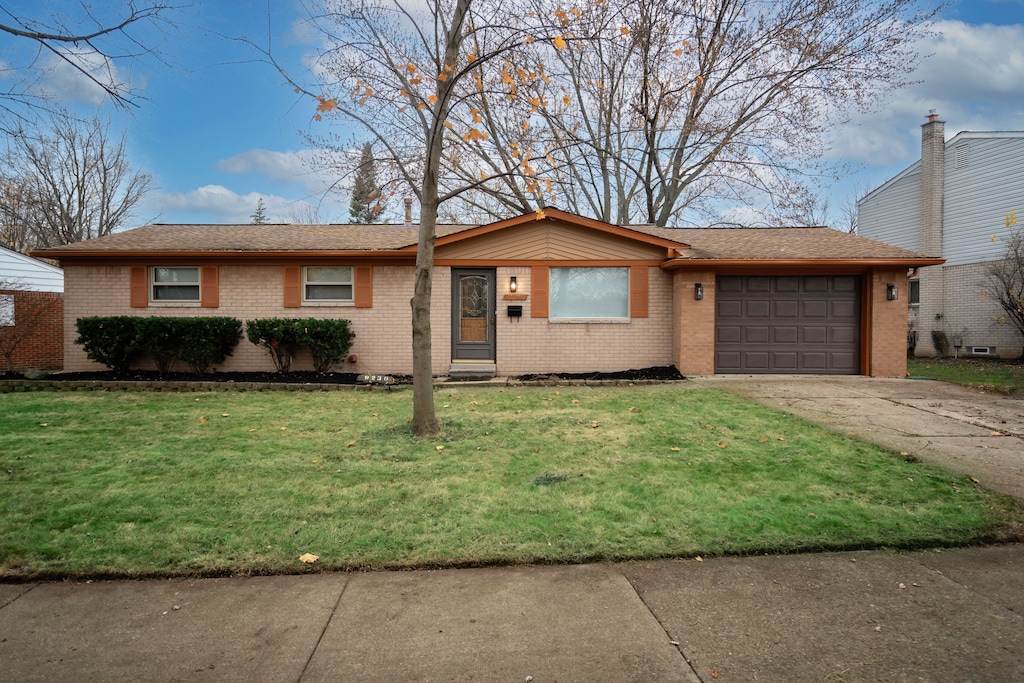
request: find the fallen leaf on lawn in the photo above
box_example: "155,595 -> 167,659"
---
571,399 -> 580,404
280,427 -> 288,430
695,556 -> 703,562
436,445 -> 445,452
299,553 -> 319,564
199,416 -> 208,424
670,447 -> 681,452
776,436 -> 785,441
39,423 -> 48,427
312,459 -> 318,463
346,440 -> 356,447
589,421 -> 600,428
371,412 -> 378,417
222,413 -> 229,417
808,512 -> 817,518
705,424 -> 714,430
628,406 -> 642,413
966,474 -> 981,484
717,441 -> 728,448
758,436 -> 768,443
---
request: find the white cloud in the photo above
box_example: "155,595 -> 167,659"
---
215,148 -> 341,197
147,185 -> 320,224
828,20 -> 1024,166
39,48 -> 135,106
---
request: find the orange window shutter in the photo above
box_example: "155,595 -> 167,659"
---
630,266 -> 649,318
283,266 -> 302,308
201,266 -> 219,308
130,266 -> 148,308
531,266 -> 549,318
354,266 -> 373,308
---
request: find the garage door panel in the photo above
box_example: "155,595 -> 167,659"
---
715,275 -> 861,374
774,326 -> 798,344
745,326 -> 770,343
745,300 -> 770,317
718,326 -> 742,344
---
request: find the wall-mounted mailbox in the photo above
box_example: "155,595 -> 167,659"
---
507,305 -> 523,318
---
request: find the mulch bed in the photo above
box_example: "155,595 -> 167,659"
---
2,366 -> 684,384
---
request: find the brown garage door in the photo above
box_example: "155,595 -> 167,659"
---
715,275 -> 861,374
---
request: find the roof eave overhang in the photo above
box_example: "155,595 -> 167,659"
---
660,257 -> 946,272
33,250 -> 414,266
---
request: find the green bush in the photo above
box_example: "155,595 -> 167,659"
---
246,318 -> 355,374
136,317 -> 181,375
75,317 -> 142,373
931,330 -> 950,357
299,318 -> 355,373
246,318 -> 304,373
174,317 -> 243,374
76,316 -> 243,375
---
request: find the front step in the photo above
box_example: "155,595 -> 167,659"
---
447,362 -> 497,381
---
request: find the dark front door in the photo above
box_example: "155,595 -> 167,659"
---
452,269 -> 496,361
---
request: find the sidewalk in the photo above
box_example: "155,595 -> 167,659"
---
2,545 -> 1023,682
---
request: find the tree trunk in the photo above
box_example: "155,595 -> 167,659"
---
410,191 -> 440,436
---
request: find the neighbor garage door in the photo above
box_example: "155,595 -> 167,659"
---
715,275 -> 861,374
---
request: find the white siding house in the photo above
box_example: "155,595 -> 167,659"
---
0,245 -> 64,292
858,116 -> 1024,359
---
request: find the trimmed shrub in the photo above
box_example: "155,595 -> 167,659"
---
136,317 -> 180,375
931,330 -> 950,357
299,318 -> 355,374
246,318 -> 304,373
75,317 -> 142,373
174,317 -> 243,374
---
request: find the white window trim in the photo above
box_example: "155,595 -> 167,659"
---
549,266 -> 631,322
149,266 -> 201,307
301,265 -> 355,307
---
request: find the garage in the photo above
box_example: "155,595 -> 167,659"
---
715,275 -> 861,374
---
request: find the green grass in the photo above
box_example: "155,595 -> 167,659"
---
2,385 -> 1021,579
908,358 -> 1024,392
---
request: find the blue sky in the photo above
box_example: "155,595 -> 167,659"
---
3,0 -> 1024,226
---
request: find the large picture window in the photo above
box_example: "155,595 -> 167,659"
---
550,267 -> 629,319
151,267 -> 200,303
304,266 -> 354,303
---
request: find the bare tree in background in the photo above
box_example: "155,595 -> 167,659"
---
987,229 -> 1024,356
0,1 -> 181,119
444,0 -> 939,226
2,108 -> 153,249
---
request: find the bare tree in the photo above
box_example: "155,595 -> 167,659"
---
987,229 -> 1024,355
3,108 -> 153,249
445,0 -> 939,226
0,1 -> 182,118
253,0 -> 581,435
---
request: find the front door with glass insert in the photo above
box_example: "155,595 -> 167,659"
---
451,269 -> 496,361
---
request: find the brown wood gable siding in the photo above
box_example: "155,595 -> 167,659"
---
436,222 -> 667,261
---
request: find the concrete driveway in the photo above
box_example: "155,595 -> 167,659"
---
689,375 -> 1024,500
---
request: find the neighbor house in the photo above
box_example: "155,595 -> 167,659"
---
0,244 -> 64,373
858,114 -> 1024,358
35,208 -> 941,377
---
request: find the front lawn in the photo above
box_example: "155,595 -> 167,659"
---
908,358 -> 1024,393
2,385 -> 1021,578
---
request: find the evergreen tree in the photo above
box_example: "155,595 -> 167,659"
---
349,143 -> 384,224
251,197 -> 268,224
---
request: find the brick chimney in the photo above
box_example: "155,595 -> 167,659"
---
916,110 -> 945,356
404,197 -> 414,227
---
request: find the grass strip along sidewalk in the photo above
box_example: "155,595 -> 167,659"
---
907,358 -> 1024,393
2,385 -> 1022,579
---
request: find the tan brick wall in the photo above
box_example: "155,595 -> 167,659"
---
941,262 -> 1023,358
671,270 -> 716,376
491,266 -> 674,374
1,289 -> 63,372
868,269 -> 910,377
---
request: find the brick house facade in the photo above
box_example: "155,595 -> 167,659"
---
37,209 -> 940,377
1,246 -> 64,373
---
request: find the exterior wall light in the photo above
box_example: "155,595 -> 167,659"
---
886,283 -> 898,301
509,276 -> 518,293
694,283 -> 704,300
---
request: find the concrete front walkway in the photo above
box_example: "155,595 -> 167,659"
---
690,375 -> 1024,501
3,545 -> 1024,682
